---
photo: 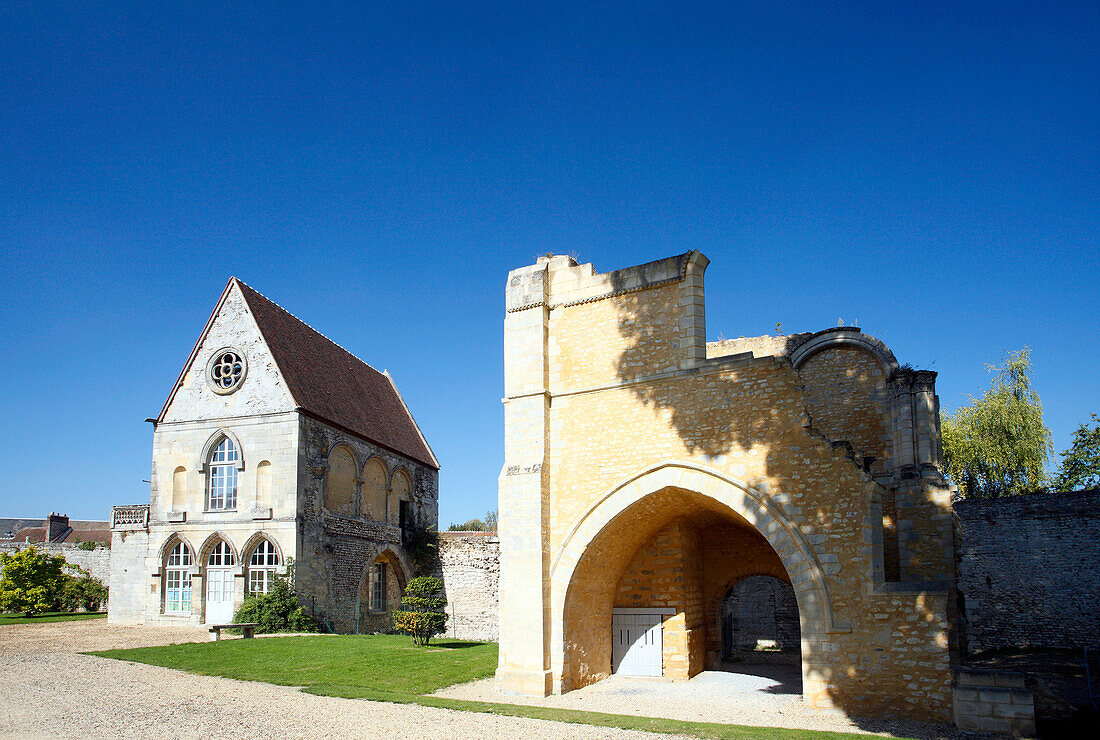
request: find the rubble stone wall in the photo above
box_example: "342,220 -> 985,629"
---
438,532 -> 499,641
956,490 -> 1100,653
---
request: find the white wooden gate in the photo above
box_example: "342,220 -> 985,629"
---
611,610 -> 664,676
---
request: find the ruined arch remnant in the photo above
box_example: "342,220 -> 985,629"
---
497,252 -> 956,722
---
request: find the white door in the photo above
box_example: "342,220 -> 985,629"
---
205,569 -> 234,624
611,611 -> 663,676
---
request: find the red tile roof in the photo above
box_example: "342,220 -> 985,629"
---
234,280 -> 438,469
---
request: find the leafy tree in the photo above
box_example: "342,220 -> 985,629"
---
446,510 -> 498,532
941,348 -> 1053,499
392,575 -> 447,646
1053,414 -> 1100,491
0,546 -> 68,616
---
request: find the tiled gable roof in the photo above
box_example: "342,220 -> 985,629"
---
234,280 -> 438,469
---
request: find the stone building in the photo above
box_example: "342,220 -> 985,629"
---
108,278 -> 438,632
497,252 -> 956,721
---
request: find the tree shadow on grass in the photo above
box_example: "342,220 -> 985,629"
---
425,640 -> 489,650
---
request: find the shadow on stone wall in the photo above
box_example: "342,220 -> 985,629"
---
590,268 -> 955,727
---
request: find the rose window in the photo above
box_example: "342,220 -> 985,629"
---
207,349 -> 246,393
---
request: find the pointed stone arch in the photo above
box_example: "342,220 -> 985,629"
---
325,443 -> 359,515
360,456 -> 389,520
240,532 -> 284,566
197,531 -> 240,568
359,546 -> 411,595
197,428 -> 245,472
157,533 -> 196,564
549,461 -> 845,696
391,467 -> 413,526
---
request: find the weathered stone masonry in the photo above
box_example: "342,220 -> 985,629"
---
955,489 -> 1100,654
496,251 -> 956,722
108,278 -> 440,633
437,531 -> 500,642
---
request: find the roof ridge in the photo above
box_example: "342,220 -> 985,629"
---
232,278 -> 386,378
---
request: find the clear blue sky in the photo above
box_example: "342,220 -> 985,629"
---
1,2 -> 1096,526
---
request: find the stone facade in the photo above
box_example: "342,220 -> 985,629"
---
497,252 -> 956,722
108,279 -> 438,632
955,489 -> 1100,654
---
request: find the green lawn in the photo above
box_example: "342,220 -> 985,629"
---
1,611 -> 107,625
91,635 -> 894,740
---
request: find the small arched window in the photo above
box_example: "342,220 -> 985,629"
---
207,437 -> 239,510
248,540 -> 281,594
165,542 -> 194,614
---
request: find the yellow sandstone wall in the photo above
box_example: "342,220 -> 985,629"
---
498,252 -> 955,721
797,346 -> 892,473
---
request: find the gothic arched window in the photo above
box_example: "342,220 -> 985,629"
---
164,541 -> 194,614
207,437 -> 239,511
248,539 -> 281,595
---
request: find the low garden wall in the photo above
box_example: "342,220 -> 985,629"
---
0,542 -> 112,584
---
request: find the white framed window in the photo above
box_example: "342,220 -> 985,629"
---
248,540 -> 280,594
207,437 -> 239,510
368,562 -> 387,612
165,542 -> 193,614
207,541 -> 236,567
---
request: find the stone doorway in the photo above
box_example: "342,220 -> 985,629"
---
720,575 -> 801,658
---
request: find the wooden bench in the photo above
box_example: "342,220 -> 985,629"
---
208,622 -> 260,641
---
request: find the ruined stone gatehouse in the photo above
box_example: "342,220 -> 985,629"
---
108,278 -> 438,632
497,252 -> 956,721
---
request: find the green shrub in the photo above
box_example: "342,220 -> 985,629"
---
61,570 -> 108,612
233,577 -> 319,634
77,541 -> 99,551
392,575 -> 447,646
0,546 -> 68,616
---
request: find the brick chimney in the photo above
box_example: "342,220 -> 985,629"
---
46,512 -> 69,542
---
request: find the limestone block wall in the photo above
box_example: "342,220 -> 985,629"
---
159,282 -> 295,425
150,413 -> 301,522
956,490 -> 1100,653
108,528 -> 149,624
698,523 -> 790,664
0,543 -> 111,584
438,532 -> 500,641
110,410 -> 301,626
614,518 -> 705,680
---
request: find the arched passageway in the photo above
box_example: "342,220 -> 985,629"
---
720,575 -> 801,657
553,467 -> 830,701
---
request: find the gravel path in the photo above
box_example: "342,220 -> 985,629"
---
0,619 -> 672,740
434,662 -> 972,740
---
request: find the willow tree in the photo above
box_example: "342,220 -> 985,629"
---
942,347 -> 1052,499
